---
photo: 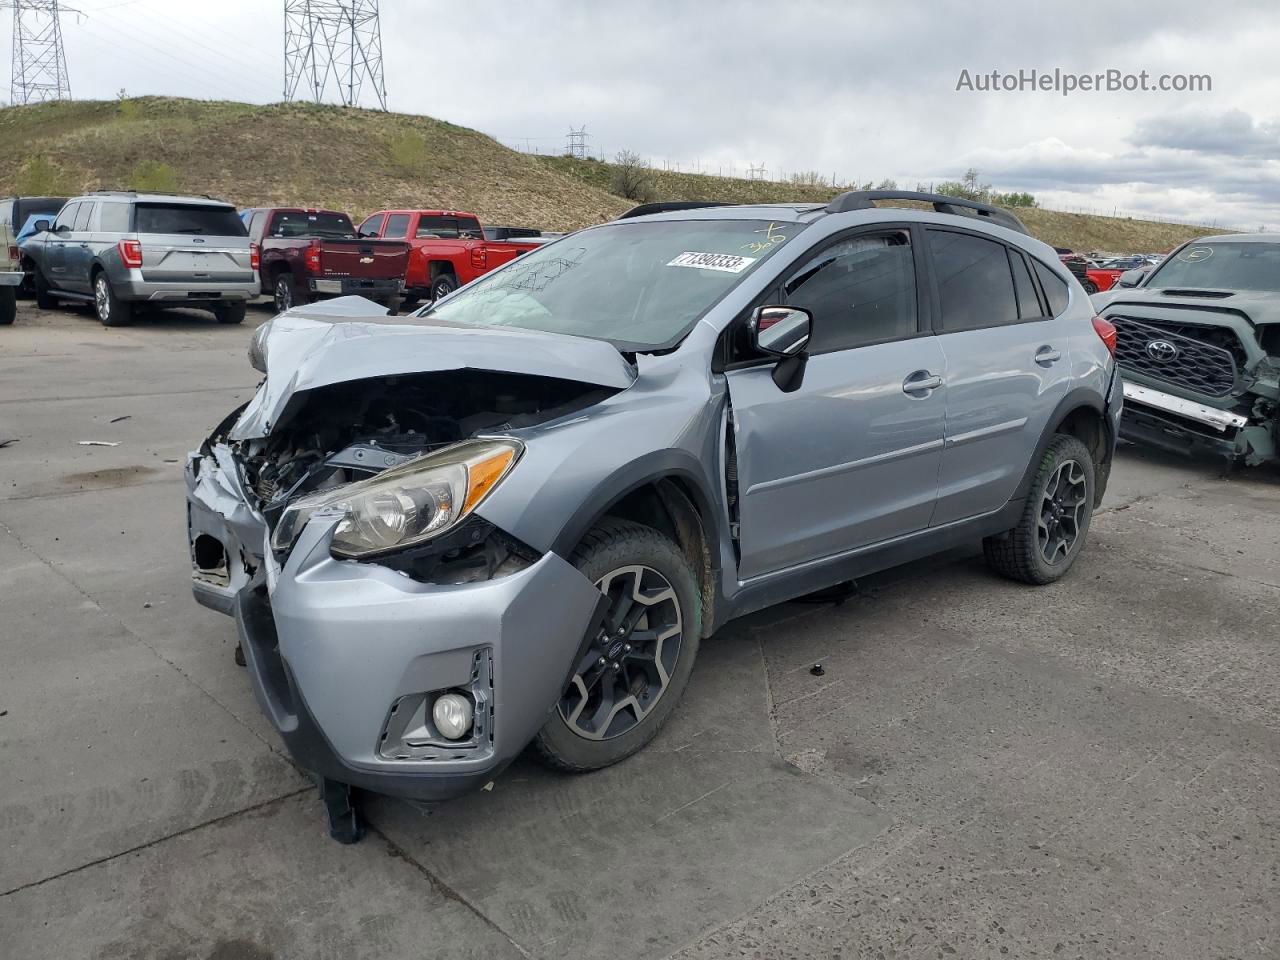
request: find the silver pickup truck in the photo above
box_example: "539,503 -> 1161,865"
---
1,223 -> 20,325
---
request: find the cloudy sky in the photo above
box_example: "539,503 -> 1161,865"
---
19,0 -> 1280,228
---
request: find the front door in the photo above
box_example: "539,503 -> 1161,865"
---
923,229 -> 1073,524
46,201 -> 79,285
726,227 -> 946,580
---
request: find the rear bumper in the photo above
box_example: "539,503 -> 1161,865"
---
121,277 -> 258,302
309,277 -> 403,300
0,270 -> 23,287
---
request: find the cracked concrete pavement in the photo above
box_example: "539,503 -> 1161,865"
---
1,302 -> 1277,959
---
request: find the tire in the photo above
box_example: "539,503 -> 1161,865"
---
273,272 -> 295,313
430,273 -> 457,302
533,518 -> 702,772
34,268 -> 56,310
214,301 -> 246,325
383,295 -> 402,316
1083,280 -> 1099,294
0,287 -> 15,325
401,294 -> 421,311
93,272 -> 133,327
983,434 -> 1095,585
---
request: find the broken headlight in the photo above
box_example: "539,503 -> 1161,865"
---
270,439 -> 522,560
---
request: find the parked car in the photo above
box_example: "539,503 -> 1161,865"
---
243,207 -> 409,313
1,222 -> 20,325
19,192 -> 257,326
357,209 -> 543,305
0,195 -> 68,238
1084,265 -> 1122,294
1092,234 -> 1280,465
187,190 -> 1121,842
1055,248 -> 1093,289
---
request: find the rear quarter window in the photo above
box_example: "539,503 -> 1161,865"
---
135,204 -> 247,237
1032,260 -> 1070,317
98,203 -> 131,233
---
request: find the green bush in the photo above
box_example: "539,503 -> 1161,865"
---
131,160 -> 179,193
16,156 -> 72,196
389,129 -> 427,174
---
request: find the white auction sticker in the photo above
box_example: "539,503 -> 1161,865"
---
666,251 -> 757,273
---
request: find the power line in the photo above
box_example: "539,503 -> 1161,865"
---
283,0 -> 387,110
3,0 -> 78,104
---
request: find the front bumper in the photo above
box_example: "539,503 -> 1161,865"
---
1119,380 -> 1276,464
188,452 -> 601,800
309,277 -> 403,300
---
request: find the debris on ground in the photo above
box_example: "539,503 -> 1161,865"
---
78,440 -> 120,447
810,663 -> 826,677
0,438 -> 17,448
109,415 -> 132,423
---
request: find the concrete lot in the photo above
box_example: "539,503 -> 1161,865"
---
1,301 -> 1277,960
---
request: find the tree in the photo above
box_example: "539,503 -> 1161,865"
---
787,170 -> 826,187
610,150 -> 656,202
131,160 -> 179,193
937,168 -> 991,202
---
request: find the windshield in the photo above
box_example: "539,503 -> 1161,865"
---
1146,241 -> 1280,293
420,218 -> 804,349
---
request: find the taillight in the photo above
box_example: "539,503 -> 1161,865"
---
1092,315 -> 1117,357
250,241 -> 261,271
304,239 -> 322,273
7,245 -> 17,262
470,246 -> 486,270
118,239 -> 143,269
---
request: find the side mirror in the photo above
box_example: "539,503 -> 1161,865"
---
751,305 -> 812,356
33,219 -> 51,233
750,305 -> 813,392
1115,268 -> 1145,288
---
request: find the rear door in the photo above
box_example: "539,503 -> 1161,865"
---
925,229 -> 1072,525
726,227 -> 946,580
135,203 -> 252,283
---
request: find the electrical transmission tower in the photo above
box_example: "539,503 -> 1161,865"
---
4,0 -> 76,105
283,0 -> 387,110
565,125 -> 589,159
747,162 -> 767,181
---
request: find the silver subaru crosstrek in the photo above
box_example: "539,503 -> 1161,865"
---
19,191 -> 258,326
186,191 -> 1123,842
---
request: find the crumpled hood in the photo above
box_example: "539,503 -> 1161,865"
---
1093,287 -> 1280,327
230,297 -> 637,440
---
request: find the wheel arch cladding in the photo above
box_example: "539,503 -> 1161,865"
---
550,453 -> 722,637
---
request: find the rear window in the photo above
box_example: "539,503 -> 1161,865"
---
268,211 -> 355,239
416,215 -> 483,239
135,203 -> 247,237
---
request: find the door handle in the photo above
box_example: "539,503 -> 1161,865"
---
79,242 -> 90,248
1035,346 -> 1061,366
902,370 -> 943,396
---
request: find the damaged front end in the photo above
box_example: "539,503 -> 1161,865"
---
1094,293 -> 1280,466
185,303 -> 632,804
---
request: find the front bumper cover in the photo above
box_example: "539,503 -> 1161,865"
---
189,452 -> 602,800
1119,380 -> 1277,464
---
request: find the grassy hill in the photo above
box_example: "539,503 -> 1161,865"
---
1,96 -> 1227,251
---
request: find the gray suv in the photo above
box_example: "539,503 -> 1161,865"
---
19,191 -> 257,326
186,191 -> 1122,842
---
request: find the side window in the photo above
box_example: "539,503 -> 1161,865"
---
248,210 -> 266,237
99,203 -> 131,233
927,229 -> 1019,331
416,215 -> 460,238
782,231 -> 918,352
0,201 -> 11,230
1033,260 -> 1070,317
54,202 -> 79,232
73,202 -> 96,232
1009,249 -> 1044,319
360,213 -> 385,238
383,213 -> 411,238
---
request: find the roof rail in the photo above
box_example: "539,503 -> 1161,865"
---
88,190 -> 227,202
824,190 -> 1029,235
616,200 -> 733,220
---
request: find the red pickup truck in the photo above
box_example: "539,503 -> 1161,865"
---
242,207 -> 410,313
356,209 -> 543,305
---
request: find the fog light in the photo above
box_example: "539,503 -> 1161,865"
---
432,693 -> 473,740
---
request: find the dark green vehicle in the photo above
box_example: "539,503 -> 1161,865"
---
1092,234 -> 1280,466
